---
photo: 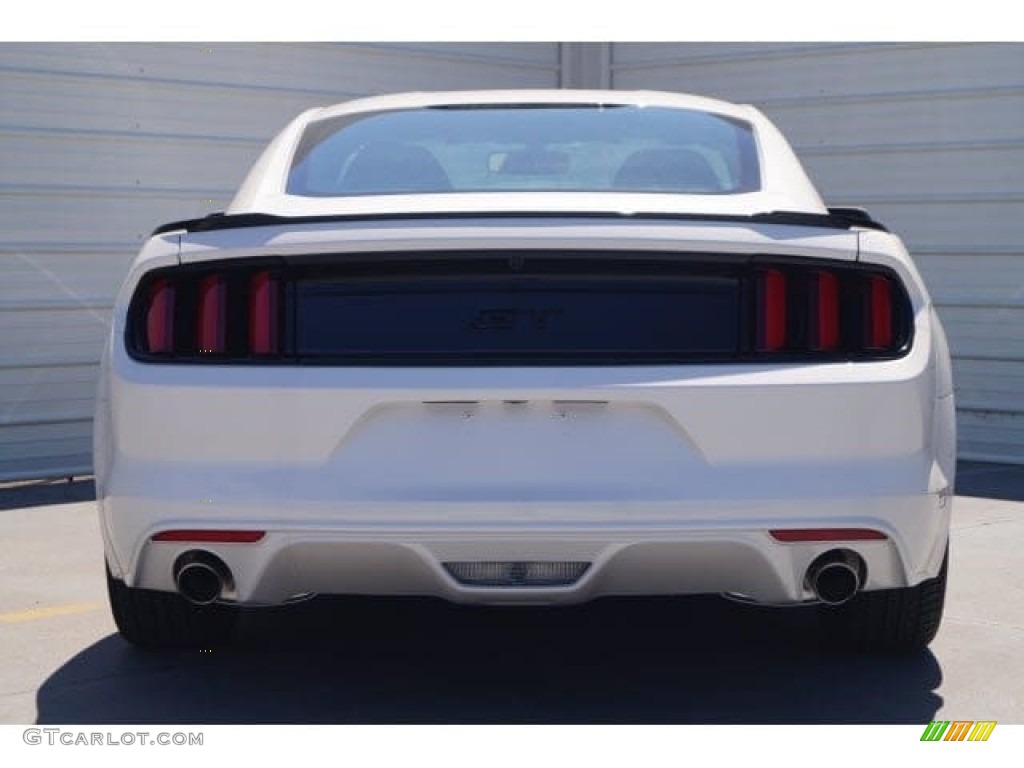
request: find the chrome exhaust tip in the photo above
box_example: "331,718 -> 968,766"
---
806,550 -> 864,606
173,552 -> 232,605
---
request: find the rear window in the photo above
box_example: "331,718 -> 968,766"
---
286,104 -> 761,197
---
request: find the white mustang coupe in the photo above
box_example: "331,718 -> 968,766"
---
95,90 -> 955,652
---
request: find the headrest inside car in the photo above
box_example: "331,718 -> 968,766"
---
340,142 -> 452,193
613,147 -> 722,192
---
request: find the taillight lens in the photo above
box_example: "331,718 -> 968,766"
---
145,279 -> 175,354
249,271 -> 279,355
756,268 -> 787,352
197,274 -> 227,354
810,270 -> 840,351
865,274 -> 894,350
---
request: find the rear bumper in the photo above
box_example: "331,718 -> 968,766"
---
105,490 -> 950,606
97,321 -> 954,606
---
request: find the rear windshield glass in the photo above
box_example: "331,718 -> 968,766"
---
286,104 -> 761,197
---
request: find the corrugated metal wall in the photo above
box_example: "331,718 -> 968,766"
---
4,42 -> 1024,478
0,42 -> 561,481
611,42 -> 1024,463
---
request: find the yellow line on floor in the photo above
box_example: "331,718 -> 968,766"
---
0,602 -> 102,623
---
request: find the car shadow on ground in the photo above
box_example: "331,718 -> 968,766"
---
0,478 -> 95,511
956,461 -> 1024,502
35,595 -> 943,724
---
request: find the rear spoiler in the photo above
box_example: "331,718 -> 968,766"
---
151,207 -> 888,238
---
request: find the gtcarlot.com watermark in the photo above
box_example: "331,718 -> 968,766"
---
23,728 -> 203,747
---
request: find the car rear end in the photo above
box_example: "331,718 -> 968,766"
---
96,89 -> 953,651
95,216 -> 953,629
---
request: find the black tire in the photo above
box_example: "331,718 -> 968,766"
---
819,547 -> 948,653
106,565 -> 238,650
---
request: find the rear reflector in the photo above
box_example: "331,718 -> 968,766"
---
152,530 -> 266,543
770,528 -> 887,542
757,269 -> 787,351
145,279 -> 175,354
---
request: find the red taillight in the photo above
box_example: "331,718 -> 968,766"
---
752,266 -> 903,357
249,271 -> 279,355
145,279 -> 175,353
811,270 -> 839,351
757,269 -> 787,351
865,274 -> 893,349
152,529 -> 266,543
770,528 -> 887,542
197,274 -> 227,354
135,266 -> 286,359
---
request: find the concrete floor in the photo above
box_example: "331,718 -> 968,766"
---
1,462 -> 1021,724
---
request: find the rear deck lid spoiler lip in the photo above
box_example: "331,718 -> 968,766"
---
151,208 -> 888,239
